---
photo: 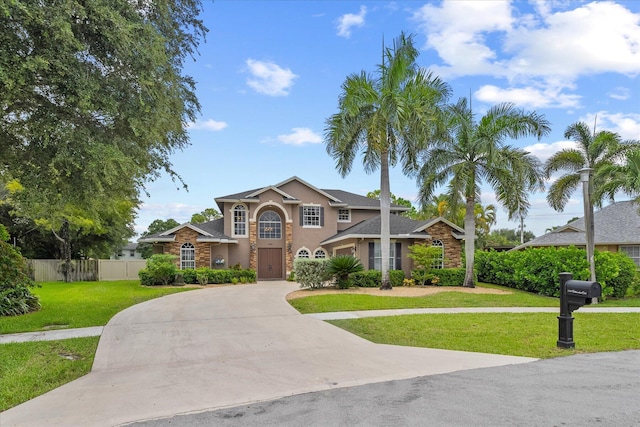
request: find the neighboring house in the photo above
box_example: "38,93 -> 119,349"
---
138,176 -> 464,280
512,200 -> 640,267
111,242 -> 144,260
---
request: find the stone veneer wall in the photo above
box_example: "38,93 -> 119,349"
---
164,228 -> 211,268
249,220 -> 257,270
285,222 -> 293,274
426,223 -> 462,268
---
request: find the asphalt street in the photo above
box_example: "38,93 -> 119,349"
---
128,350 -> 640,427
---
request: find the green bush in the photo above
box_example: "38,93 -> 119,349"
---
475,247 -> 638,298
294,259 -> 330,289
327,255 -> 364,289
351,270 -> 405,288
0,230 -> 40,316
434,268 -> 466,286
139,254 -> 178,286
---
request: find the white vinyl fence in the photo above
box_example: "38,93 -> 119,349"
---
27,259 -> 146,282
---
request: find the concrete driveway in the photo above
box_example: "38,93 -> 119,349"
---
1,281 -> 535,427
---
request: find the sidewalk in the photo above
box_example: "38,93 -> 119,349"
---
2,306 -> 638,343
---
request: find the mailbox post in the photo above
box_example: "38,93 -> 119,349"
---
557,272 -> 602,348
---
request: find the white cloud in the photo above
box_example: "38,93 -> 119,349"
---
245,59 -> 298,96
337,5 -> 367,38
523,140 -> 577,163
413,1 -> 640,107
609,87 -> 630,100
187,119 -> 228,131
579,111 -> 640,141
475,84 -> 581,108
277,128 -> 322,145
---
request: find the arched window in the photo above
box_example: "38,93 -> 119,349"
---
180,242 -> 195,270
233,205 -> 247,237
259,210 -> 282,239
296,248 -> 310,258
314,248 -> 327,259
431,239 -> 444,269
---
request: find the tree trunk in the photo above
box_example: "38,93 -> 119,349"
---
53,219 -> 73,283
379,150 -> 392,290
463,195 -> 476,288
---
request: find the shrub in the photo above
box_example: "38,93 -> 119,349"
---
0,228 -> 40,316
139,254 -> 178,286
351,270 -> 405,288
475,247 -> 638,298
294,259 -> 330,289
326,255 -> 364,289
434,268 -> 466,287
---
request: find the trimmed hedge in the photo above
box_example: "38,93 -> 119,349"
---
140,265 -> 256,286
180,267 -> 256,285
351,270 -> 405,288
475,247 -> 638,298
432,268 -> 466,286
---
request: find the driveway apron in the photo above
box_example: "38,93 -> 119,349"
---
1,282 -> 536,427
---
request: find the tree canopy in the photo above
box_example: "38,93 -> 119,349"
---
0,1 -> 207,277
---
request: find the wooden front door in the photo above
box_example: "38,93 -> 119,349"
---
258,248 -> 283,279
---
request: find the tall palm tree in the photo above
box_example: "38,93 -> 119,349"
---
325,32 -> 450,289
417,98 -> 550,287
544,121 -> 633,212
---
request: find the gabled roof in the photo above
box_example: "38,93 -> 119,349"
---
321,214 -> 432,245
415,216 -> 466,237
137,218 -> 237,244
513,200 -> 640,250
215,176 -> 409,211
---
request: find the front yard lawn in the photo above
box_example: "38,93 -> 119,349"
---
0,337 -> 99,412
289,283 -> 559,314
330,312 -> 640,359
0,280 -> 195,334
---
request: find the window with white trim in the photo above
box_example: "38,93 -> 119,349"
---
337,209 -> 351,222
303,206 -> 321,227
431,239 -> 444,269
296,248 -> 310,258
373,242 -> 395,271
620,246 -> 640,267
233,205 -> 247,237
180,243 -> 195,270
314,249 -> 327,259
259,210 -> 282,239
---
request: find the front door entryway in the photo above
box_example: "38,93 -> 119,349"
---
258,248 -> 283,279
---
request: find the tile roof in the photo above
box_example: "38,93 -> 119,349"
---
513,201 -> 640,249
321,214 -> 432,244
138,218 -> 232,242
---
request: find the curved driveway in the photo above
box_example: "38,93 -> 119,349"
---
2,282 -> 535,427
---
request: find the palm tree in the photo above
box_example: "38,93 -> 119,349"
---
596,146 -> 640,205
544,121 -> 633,212
417,98 -> 550,287
324,32 -> 450,290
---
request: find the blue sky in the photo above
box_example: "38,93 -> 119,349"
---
137,0 -> 640,238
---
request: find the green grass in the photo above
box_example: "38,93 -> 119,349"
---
330,312 -> 640,359
0,337 -> 99,412
0,281 -> 195,334
289,284 -> 559,314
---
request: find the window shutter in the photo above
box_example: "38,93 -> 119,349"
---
299,207 -> 304,225
395,242 -> 402,270
320,207 -> 324,227
368,242 -> 374,270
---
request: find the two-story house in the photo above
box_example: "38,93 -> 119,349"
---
138,177 -> 464,280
